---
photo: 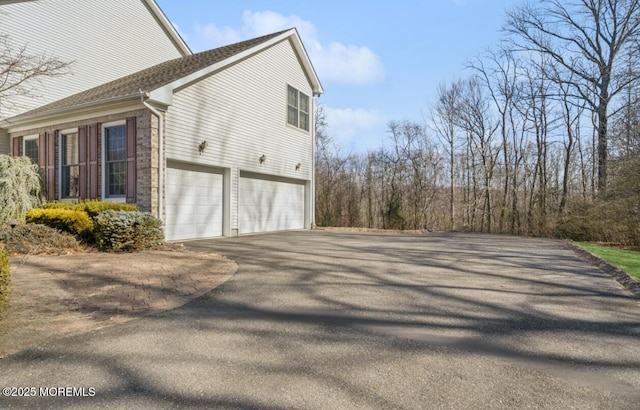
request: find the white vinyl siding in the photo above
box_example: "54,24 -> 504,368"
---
239,174 -> 305,234
165,162 -> 224,241
165,39 -> 314,232
0,0 -> 185,121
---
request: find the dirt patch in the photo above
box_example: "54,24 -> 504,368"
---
0,249 -> 238,357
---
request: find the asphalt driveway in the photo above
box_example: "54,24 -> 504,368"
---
1,231 -> 639,409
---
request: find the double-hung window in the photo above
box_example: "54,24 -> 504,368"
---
287,85 -> 310,131
60,130 -> 79,199
104,122 -> 126,199
23,135 -> 39,164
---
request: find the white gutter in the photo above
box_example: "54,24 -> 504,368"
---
1,95 -> 144,131
311,96 -> 317,228
140,91 -> 164,222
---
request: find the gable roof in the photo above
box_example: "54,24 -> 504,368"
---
143,0 -> 192,56
2,29 -> 323,126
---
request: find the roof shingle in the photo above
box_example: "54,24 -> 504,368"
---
11,30 -> 289,119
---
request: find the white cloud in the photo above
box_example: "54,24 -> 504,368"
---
325,106 -> 384,151
188,10 -> 385,87
192,22 -> 242,50
313,42 -> 385,86
241,10 -> 317,42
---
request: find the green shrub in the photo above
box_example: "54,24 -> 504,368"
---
26,208 -> 93,238
556,200 -> 602,242
0,154 -> 43,224
0,223 -> 82,255
42,202 -> 79,211
556,197 -> 640,246
43,200 -> 138,219
556,216 -> 595,242
82,200 -> 137,219
93,210 -> 163,251
0,244 -> 10,315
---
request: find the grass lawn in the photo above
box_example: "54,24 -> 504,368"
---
576,242 -> 640,281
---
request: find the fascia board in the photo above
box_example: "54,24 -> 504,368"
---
288,29 -> 324,96
150,29 -> 304,99
1,97 -> 149,133
143,0 -> 192,56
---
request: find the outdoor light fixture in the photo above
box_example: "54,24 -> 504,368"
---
198,140 -> 208,154
8,221 -> 17,239
295,162 -> 302,171
259,154 -> 266,165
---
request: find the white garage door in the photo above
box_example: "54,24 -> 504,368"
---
239,174 -> 305,234
165,162 -> 223,241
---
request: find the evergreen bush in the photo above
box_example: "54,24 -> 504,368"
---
93,210 -> 163,251
43,200 -> 138,219
26,208 -> 93,238
42,202 -> 78,210
82,200 -> 137,219
0,155 -> 42,224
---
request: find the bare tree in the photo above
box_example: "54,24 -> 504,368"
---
505,0 -> 640,191
467,47 -> 522,232
611,59 -> 640,157
455,77 -> 500,232
431,81 -> 462,230
0,33 -> 70,116
518,60 -> 555,234
314,104 -> 349,226
553,66 -> 587,214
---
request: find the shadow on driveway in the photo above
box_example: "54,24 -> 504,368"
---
1,231 -> 639,409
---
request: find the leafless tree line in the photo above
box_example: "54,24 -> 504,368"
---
315,0 -> 640,245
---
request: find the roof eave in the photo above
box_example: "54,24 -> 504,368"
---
288,29 -> 324,96
143,0 -> 192,56
0,94 -> 154,132
151,28 -> 324,99
1,28 -> 323,131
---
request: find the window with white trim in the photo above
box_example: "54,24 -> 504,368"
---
23,134 -> 39,164
60,129 -> 79,199
287,85 -> 310,131
103,122 -> 126,199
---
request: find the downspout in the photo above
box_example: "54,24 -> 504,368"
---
140,91 -> 164,222
311,95 -> 317,229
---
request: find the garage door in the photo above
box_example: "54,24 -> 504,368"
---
239,173 -> 305,234
165,162 -> 223,241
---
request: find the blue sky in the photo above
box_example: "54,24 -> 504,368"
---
156,0 -> 520,153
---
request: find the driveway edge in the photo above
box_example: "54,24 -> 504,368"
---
565,241 -> 640,298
